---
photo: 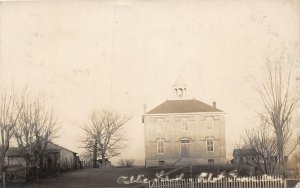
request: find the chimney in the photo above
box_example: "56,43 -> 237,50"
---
213,101 -> 216,109
143,104 -> 147,114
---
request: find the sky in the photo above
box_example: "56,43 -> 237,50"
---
0,0 -> 299,165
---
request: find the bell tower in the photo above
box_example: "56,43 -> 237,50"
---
172,75 -> 187,100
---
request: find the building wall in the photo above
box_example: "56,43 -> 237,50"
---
60,148 -> 76,170
6,157 -> 26,167
47,143 -> 77,170
144,113 -> 226,166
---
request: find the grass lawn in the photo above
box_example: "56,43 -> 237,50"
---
4,165 -> 238,188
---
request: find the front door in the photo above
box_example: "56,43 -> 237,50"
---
180,139 -> 190,158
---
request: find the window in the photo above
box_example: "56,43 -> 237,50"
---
156,119 -> 164,132
214,120 -> 220,129
206,117 -> 213,129
157,139 -> 164,154
181,118 -> 188,131
207,138 -> 214,152
271,156 -> 278,163
208,159 -> 214,164
178,89 -> 183,98
158,161 -> 164,166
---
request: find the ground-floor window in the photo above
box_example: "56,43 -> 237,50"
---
158,160 -> 164,166
206,138 -> 214,152
208,159 -> 214,164
157,138 -> 164,154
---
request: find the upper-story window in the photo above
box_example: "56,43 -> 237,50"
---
214,119 -> 220,129
156,119 -> 164,133
181,118 -> 188,131
206,117 -> 213,129
207,138 -> 214,152
157,138 -> 164,154
178,89 -> 183,98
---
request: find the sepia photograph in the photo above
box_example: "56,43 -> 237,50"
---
0,0 -> 299,187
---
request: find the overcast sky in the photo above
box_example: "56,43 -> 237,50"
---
0,0 -> 299,165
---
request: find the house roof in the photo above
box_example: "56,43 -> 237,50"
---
233,149 -> 258,156
3,142 -> 77,157
49,142 -> 77,154
6,148 -> 23,157
146,99 -> 223,114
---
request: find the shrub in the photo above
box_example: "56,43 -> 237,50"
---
118,159 -> 135,167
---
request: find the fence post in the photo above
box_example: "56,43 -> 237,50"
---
189,164 -> 193,178
146,175 -> 293,188
189,178 -> 193,188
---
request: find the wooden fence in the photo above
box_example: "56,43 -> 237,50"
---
149,176 -> 287,188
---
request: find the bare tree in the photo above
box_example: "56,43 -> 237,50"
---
237,119 -> 278,175
288,145 -> 300,177
257,56 -> 300,175
0,87 -> 23,175
82,109 -> 131,168
14,92 -> 59,180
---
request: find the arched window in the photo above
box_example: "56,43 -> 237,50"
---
157,138 -> 164,154
178,89 -> 183,98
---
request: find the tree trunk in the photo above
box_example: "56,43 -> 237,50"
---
275,128 -> 285,176
25,159 -> 29,182
0,155 -> 5,176
93,140 -> 97,168
39,154 -> 44,178
33,153 -> 39,181
2,171 -> 6,188
263,159 -> 268,174
101,152 -> 105,167
0,154 -> 6,188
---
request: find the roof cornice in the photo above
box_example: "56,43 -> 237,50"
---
144,111 -> 226,117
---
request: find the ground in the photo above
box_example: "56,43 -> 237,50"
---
5,165 -> 238,188
5,167 -> 164,188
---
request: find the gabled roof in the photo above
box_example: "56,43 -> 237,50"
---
48,142 -> 77,154
233,149 -> 258,156
3,142 -> 77,157
146,99 -> 222,114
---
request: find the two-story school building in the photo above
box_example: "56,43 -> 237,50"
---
142,76 -> 226,167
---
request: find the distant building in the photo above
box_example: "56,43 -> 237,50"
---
232,149 -> 258,164
6,147 -> 26,167
46,142 -> 79,171
142,76 -> 226,167
5,142 -> 78,171
97,158 -> 111,167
